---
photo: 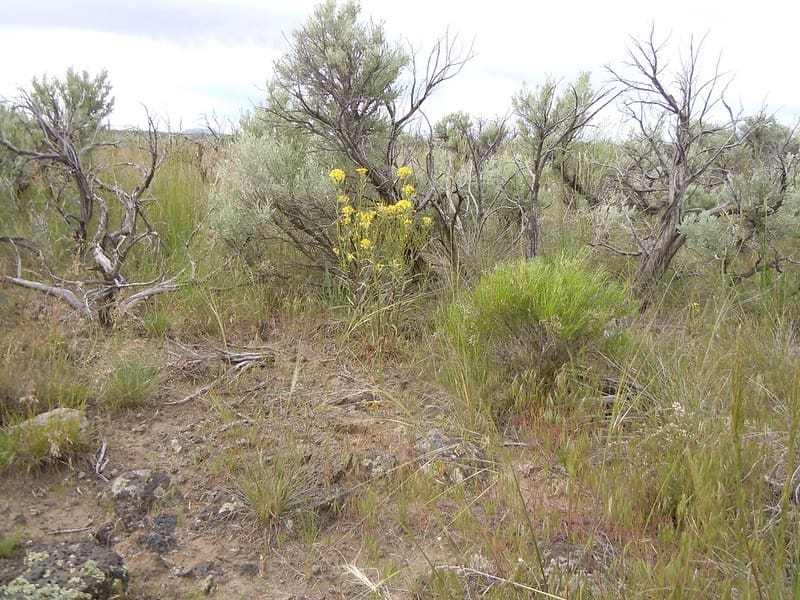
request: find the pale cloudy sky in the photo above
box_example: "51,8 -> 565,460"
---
1,0 -> 797,131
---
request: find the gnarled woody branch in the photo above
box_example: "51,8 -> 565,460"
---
0,70 -> 185,325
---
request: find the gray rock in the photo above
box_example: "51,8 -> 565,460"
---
360,453 -> 397,478
236,563 -> 259,577
0,539 -> 128,599
15,408 -> 89,432
106,470 -> 173,531
414,429 -> 492,484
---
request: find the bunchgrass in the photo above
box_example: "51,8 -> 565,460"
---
0,316 -> 93,424
101,353 -> 159,412
139,305 -> 174,339
234,452 -> 313,529
573,283 -> 800,598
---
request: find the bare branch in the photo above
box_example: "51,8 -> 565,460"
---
4,275 -> 92,318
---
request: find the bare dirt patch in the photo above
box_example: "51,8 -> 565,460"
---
0,322 -> 599,599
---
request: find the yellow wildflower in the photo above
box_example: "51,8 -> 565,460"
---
337,194 -> 350,205
329,168 -> 346,183
341,204 -> 355,217
346,252 -> 355,262
402,184 -> 416,197
356,210 -> 375,229
396,166 -> 413,179
332,246 -> 340,256
395,199 -> 413,212
391,258 -> 402,269
356,167 -> 368,176
422,216 -> 433,226
403,218 -> 412,227
360,238 -> 372,250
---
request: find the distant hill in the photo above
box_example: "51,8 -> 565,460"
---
182,127 -> 215,136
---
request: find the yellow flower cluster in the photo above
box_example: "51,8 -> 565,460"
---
329,168 -> 346,184
375,199 -> 413,218
329,164 -> 433,285
356,210 -> 375,230
340,204 -> 355,224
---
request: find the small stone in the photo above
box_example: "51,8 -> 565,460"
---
170,565 -> 192,578
217,500 -> 244,518
202,574 -> 215,595
311,564 -> 322,576
236,563 -> 259,576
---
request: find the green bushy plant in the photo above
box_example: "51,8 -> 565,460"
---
439,252 -> 633,419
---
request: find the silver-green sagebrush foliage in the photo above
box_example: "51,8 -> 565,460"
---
212,0 -> 469,286
211,132 -> 328,270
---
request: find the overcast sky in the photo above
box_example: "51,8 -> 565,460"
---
1,0 -> 798,131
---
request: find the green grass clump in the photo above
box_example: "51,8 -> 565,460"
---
140,306 -> 174,339
33,379 -> 91,409
0,409 -> 91,473
0,528 -> 25,559
438,252 -> 633,420
234,453 -> 313,528
101,354 -> 159,412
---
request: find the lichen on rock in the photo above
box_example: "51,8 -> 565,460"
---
0,540 -> 127,600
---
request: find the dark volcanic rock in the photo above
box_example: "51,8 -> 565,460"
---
0,539 -> 128,599
137,513 -> 179,554
106,469 -> 173,531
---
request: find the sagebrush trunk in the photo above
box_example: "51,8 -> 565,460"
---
524,173 -> 541,259
634,194 -> 686,296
